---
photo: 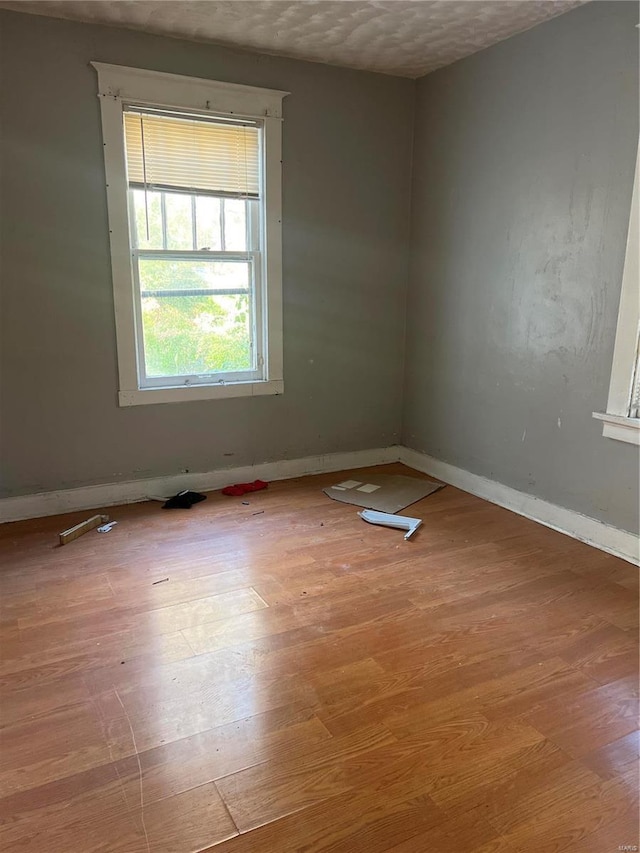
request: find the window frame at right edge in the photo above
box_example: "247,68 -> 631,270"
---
593,141 -> 640,446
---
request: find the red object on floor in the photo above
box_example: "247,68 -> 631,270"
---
222,479 -> 269,497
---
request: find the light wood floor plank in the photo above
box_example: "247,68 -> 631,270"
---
0,464 -> 637,852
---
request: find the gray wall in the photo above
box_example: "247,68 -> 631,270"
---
2,3 -> 638,537
404,1 -> 639,534
0,10 -> 413,497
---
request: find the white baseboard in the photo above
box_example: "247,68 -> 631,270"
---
2,443 -> 637,566
399,446 -> 639,566
0,446 -> 400,524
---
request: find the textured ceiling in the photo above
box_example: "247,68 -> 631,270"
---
0,1 -> 588,78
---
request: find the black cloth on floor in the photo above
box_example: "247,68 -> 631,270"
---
162,490 -> 207,509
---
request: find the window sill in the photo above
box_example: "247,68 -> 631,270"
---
592,412 -> 640,446
118,379 -> 283,407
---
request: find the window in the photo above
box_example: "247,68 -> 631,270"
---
593,142 -> 640,445
92,63 -> 288,405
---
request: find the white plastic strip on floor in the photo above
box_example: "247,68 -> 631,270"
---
358,509 -> 422,540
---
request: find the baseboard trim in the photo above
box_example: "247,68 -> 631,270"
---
0,446 -> 400,524
3,444 -> 637,566
399,446 -> 639,566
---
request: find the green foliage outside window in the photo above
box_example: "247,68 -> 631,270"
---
139,259 -> 252,377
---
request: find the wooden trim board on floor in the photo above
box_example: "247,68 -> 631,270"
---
58,514 -> 109,545
1,444 -> 638,565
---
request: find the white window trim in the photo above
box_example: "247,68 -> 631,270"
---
593,141 -> 640,445
92,62 -> 288,406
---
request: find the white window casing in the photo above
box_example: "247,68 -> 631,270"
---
593,141 -> 640,445
92,62 -> 288,406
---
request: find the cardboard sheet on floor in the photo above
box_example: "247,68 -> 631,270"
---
323,474 -> 443,513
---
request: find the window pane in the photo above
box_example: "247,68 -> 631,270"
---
138,257 -> 253,378
132,189 -> 163,249
165,193 -> 193,250
138,258 -> 249,294
195,196 -> 222,251
224,198 -> 247,251
141,293 -> 252,377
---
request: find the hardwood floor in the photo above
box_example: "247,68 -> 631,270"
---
0,463 -> 637,853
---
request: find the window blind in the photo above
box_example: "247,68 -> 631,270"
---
124,110 -> 260,198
